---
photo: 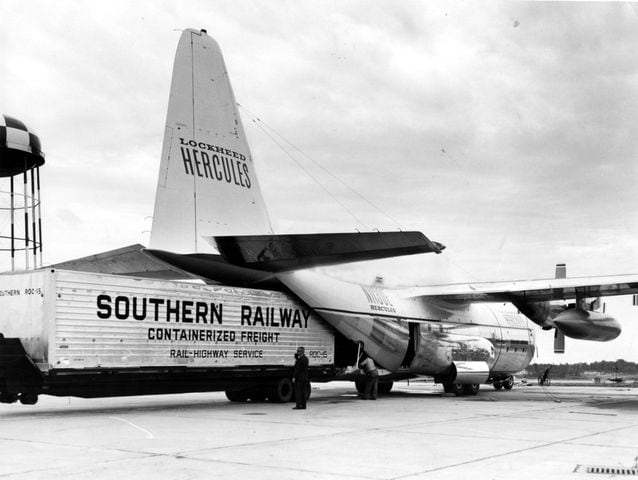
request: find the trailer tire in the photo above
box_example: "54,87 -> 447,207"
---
355,378 -> 366,394
0,392 -> 18,404
19,393 -> 38,405
269,378 -> 293,403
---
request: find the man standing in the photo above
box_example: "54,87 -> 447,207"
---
292,346 -> 309,409
359,355 -> 378,400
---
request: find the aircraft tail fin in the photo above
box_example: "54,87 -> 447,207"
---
150,29 -> 273,254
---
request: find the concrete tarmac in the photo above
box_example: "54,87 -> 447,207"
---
1,381 -> 638,479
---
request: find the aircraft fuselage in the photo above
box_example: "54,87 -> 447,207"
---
279,270 -> 535,381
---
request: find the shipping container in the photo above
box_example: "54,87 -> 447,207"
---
0,269 -> 337,404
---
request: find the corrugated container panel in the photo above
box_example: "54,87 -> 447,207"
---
51,270 -> 334,369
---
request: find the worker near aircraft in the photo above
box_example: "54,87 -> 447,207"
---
292,346 -> 309,409
359,354 -> 378,400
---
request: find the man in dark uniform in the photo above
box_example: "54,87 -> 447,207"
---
358,355 -> 378,400
292,346 -> 309,409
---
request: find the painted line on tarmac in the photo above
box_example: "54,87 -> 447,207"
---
389,422 -> 638,479
109,416 -> 154,439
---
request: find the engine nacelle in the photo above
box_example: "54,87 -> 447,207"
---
449,361 -> 490,384
553,309 -> 621,341
409,326 -> 495,377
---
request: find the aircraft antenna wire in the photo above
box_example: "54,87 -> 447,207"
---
239,105 -> 371,230
239,104 -> 486,285
238,104 -> 405,231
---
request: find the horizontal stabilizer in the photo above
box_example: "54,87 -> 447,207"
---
211,231 -> 444,272
143,249 -> 281,288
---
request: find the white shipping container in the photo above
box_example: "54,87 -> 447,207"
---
0,269 -> 335,372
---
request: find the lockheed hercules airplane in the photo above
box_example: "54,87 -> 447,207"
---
58,28 -> 637,396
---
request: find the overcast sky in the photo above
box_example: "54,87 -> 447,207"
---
1,1 -> 638,363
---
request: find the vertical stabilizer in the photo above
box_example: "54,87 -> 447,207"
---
150,29 -> 272,253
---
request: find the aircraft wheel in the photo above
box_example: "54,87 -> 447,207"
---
493,382 -> 503,390
225,390 -> 248,402
443,383 -> 465,396
378,381 -> 393,395
19,393 -> 38,405
502,376 -> 514,390
269,378 -> 293,403
463,384 -> 480,396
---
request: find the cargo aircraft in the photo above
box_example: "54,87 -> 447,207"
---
57,28 -> 638,397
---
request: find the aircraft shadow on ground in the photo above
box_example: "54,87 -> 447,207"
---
0,397 -> 263,418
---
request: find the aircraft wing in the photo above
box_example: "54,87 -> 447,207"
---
401,274 -> 638,302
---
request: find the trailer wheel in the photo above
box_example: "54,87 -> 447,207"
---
0,392 -> 18,404
269,378 -> 293,403
19,393 -> 38,405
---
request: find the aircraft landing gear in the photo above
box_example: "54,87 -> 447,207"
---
443,383 -> 465,396
463,384 -> 480,396
443,383 -> 480,396
492,376 -> 514,391
502,376 -> 514,390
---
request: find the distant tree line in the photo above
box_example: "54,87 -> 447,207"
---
525,360 -> 638,378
